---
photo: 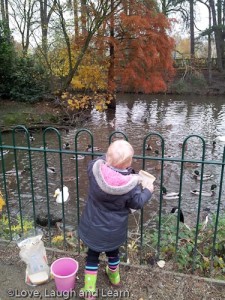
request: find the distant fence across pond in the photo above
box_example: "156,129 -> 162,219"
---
1,125 -> 225,278
174,58 -> 222,70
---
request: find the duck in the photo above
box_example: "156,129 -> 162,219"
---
154,163 -> 162,171
178,143 -> 188,150
54,186 -> 69,203
193,170 -> 214,181
199,208 -> 211,230
146,143 -> 153,151
86,144 -> 100,152
184,162 -> 199,168
170,206 -> 184,222
190,184 -> 217,197
63,176 -> 76,182
56,222 -> 76,237
46,164 -> 56,174
63,142 -> 70,150
36,214 -> 63,227
2,150 -> 9,156
162,187 -> 181,200
154,149 -> 159,156
70,154 -> 85,160
5,167 -> 29,176
109,118 -> 115,128
204,141 -> 216,150
165,124 -> 173,130
29,133 -> 35,142
200,215 -> 209,230
0,191 -> 6,211
170,207 -> 191,230
216,136 -> 225,142
40,143 -> 48,149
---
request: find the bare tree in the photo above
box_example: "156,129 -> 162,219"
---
1,0 -> 10,36
190,0 -> 195,57
197,0 -> 213,81
9,0 -> 38,54
73,0 -> 79,37
39,0 -> 57,56
208,0 -> 223,70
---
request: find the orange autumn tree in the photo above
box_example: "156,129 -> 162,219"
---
111,0 -> 175,93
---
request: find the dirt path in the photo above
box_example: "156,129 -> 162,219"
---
1,242 -> 225,300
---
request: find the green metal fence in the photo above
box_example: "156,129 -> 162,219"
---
1,125 -> 225,277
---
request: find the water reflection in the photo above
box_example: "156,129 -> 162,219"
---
1,94 -> 225,230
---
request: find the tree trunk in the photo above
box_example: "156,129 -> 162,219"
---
81,0 -> 87,35
39,0 -> 56,57
40,0 -> 48,56
73,0 -> 79,38
209,0 -> 223,71
57,2 -> 72,72
108,0 -> 115,93
1,0 -> 10,38
208,4 -> 212,84
190,0 -> 195,59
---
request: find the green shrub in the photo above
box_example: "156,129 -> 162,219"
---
0,22 -> 16,97
0,22 -> 51,102
142,213 -> 225,279
0,214 -> 34,240
169,79 -> 189,94
187,71 -> 207,88
10,56 -> 51,102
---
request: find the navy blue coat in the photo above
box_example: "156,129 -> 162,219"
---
78,158 -> 152,252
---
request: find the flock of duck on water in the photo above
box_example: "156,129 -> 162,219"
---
156,169 -> 216,229
1,132 -> 101,206
1,132 -> 224,212
143,135 -> 223,229
144,136 -> 219,198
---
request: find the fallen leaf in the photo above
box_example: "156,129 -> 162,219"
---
157,260 -> 165,268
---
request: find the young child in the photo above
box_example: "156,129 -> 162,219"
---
78,139 -> 154,299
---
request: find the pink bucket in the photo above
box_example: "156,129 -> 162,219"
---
51,257 -> 79,292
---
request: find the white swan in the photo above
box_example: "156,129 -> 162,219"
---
54,186 -> 69,203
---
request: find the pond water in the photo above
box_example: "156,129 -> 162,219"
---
1,94 -> 225,230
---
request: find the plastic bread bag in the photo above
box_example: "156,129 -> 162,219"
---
17,228 -> 50,286
138,170 -> 156,189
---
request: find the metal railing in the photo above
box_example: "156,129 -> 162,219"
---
1,125 -> 225,277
